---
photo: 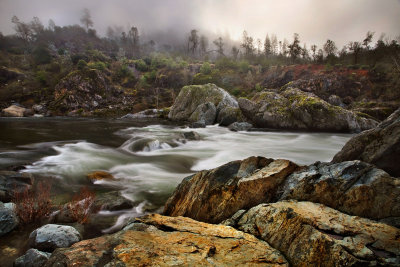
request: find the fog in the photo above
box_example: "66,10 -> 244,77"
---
0,0 -> 399,47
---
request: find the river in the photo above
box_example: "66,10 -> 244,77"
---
0,117 -> 352,232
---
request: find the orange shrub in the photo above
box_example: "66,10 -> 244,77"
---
67,186 -> 96,224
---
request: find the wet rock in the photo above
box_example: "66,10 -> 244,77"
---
181,131 -> 201,141
86,171 -> 115,183
238,87 -> 378,132
328,94 -> 345,107
1,105 -> 26,117
228,122 -> 253,132
94,191 -> 135,211
279,160 -> 400,225
0,171 -> 34,202
29,224 -> 82,252
189,102 -> 217,125
14,248 -> 51,267
164,156 -> 298,223
168,83 -> 240,125
235,201 -> 400,266
45,214 -> 288,267
333,108 -> 400,176
121,108 -> 160,119
32,104 -> 45,114
190,121 -> 206,128
0,202 -> 18,237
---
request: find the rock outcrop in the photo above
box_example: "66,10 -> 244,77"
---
45,214 -> 288,266
230,201 -> 400,266
29,224 -> 82,252
333,108 -> 400,176
228,122 -> 253,132
164,156 -> 299,223
0,202 -> 18,237
168,83 -> 242,126
238,87 -> 378,132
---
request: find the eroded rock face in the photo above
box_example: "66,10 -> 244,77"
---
45,214 -> 288,267
168,83 -> 242,125
29,224 -> 82,252
279,160 -> 400,225
0,202 -> 18,237
1,105 -> 26,117
232,201 -> 400,266
163,156 -> 298,223
238,88 -> 378,132
333,108 -> 400,176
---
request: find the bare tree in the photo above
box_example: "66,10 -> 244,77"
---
363,31 -> 375,50
310,44 -> 317,61
11,16 -> 32,42
288,33 -> 301,61
80,8 -> 93,30
232,46 -> 239,60
348,41 -> 362,64
188,29 -> 199,55
241,31 -> 254,57
213,37 -> 224,56
200,35 -> 208,56
323,39 -> 337,58
128,26 -> 140,57
271,34 -> 278,55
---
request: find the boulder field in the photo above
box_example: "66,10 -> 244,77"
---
168,83 -> 378,132
32,107 -> 400,267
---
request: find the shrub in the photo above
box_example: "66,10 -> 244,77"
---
238,60 -> 250,73
77,59 -> 87,70
215,57 -> 238,70
32,45 -> 52,65
67,186 -> 96,224
192,73 -> 213,84
134,59 -> 148,72
35,71 -> 48,86
200,62 -> 212,75
13,181 -> 52,225
88,61 -> 106,71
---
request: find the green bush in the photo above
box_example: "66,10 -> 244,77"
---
200,62 -> 212,75
238,60 -> 250,73
77,59 -> 87,70
134,59 -> 148,72
35,71 -> 48,86
193,73 -> 213,84
33,46 -> 52,65
88,61 -> 106,71
215,57 -> 238,70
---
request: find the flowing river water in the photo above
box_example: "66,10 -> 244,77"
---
0,117 -> 352,261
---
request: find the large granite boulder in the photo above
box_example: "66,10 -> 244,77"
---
45,214 -> 288,266
14,248 -> 51,267
333,108 -> 400,176
238,87 -> 378,132
1,105 -> 26,117
279,160 -> 400,227
164,156 -> 298,223
0,202 -> 18,236
229,201 -> 400,266
168,83 -> 242,125
29,224 -> 82,252
0,171 -> 34,202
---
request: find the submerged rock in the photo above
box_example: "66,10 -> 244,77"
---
0,202 -> 18,237
234,201 -> 400,266
238,87 -> 378,132
168,83 -> 242,125
1,105 -> 26,117
0,171 -> 34,202
180,131 -> 201,141
29,224 -> 82,252
228,122 -> 253,132
45,214 -> 288,266
14,248 -> 51,267
333,108 -> 400,176
164,156 -> 298,223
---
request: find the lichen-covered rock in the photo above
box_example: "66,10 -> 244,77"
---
188,102 -> 217,125
238,87 -> 378,132
234,201 -> 400,266
14,248 -> 51,267
168,83 -> 241,125
0,171 -> 34,202
333,108 -> 400,176
0,202 -> 18,236
279,160 -> 400,226
1,105 -> 26,117
29,224 -> 82,252
164,156 -> 298,223
45,214 -> 288,267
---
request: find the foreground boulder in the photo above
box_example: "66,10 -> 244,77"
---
0,202 -> 18,236
29,224 -> 82,252
1,104 -> 26,117
229,201 -> 400,266
168,83 -> 242,125
14,248 -> 51,267
45,214 -> 288,266
239,87 -> 378,132
279,160 -> 400,226
333,108 -> 400,176
0,171 -> 34,202
164,156 -> 298,223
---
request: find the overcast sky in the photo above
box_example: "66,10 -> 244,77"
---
0,0 -> 399,47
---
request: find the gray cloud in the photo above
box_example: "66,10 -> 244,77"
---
0,0 -> 399,47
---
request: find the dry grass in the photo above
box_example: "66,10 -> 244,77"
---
67,186 -> 96,224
